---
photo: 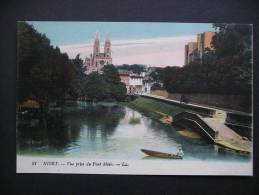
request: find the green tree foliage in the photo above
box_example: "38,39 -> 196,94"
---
17,22 -> 76,108
84,72 -> 110,100
72,54 -> 84,74
116,64 -> 147,74
162,24 -> 252,95
68,54 -> 86,97
149,67 -> 164,82
211,23 -> 252,94
69,62 -> 127,101
102,65 -> 127,100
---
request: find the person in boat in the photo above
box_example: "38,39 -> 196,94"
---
180,95 -> 189,104
176,145 -> 184,157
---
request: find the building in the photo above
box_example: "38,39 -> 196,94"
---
197,31 -> 215,60
129,74 -> 143,94
118,70 -> 144,94
118,70 -> 130,92
184,42 -> 198,65
184,31 -> 215,65
84,32 -> 112,74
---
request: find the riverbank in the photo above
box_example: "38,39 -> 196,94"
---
17,100 -> 251,166
122,96 -> 209,124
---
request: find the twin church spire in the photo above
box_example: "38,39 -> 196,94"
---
85,31 -> 112,74
93,31 -> 111,57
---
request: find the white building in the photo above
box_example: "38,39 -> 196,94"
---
118,70 -> 144,94
142,81 -> 155,94
128,74 -> 143,94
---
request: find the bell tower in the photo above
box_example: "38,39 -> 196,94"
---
104,33 -> 111,57
93,31 -> 100,57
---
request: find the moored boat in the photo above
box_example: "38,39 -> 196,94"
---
141,148 -> 183,159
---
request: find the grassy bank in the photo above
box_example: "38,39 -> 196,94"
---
122,96 -> 209,122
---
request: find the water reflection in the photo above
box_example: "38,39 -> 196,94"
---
66,102 -> 125,140
17,101 -> 250,162
17,101 -> 125,155
17,111 -> 80,155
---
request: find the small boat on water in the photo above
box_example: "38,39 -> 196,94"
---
141,146 -> 184,159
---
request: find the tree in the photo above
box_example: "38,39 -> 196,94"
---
69,54 -> 87,98
17,22 -> 76,110
162,66 -> 182,93
149,67 -> 164,82
84,72 -> 110,100
211,23 -> 252,94
102,65 -> 127,100
70,64 -> 127,101
116,64 -> 147,74
72,54 -> 84,74
162,24 -> 252,96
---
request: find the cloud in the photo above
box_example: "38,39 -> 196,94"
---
59,35 -> 196,67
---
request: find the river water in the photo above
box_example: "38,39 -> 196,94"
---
17,101 -> 250,162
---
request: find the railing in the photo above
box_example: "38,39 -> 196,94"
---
141,94 -> 213,117
173,112 -> 216,141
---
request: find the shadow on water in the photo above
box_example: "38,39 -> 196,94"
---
17,101 -> 125,155
65,101 -> 125,140
17,111 -> 80,154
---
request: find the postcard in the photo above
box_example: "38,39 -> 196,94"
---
16,21 -> 253,175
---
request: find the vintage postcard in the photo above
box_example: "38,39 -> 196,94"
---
16,21 -> 253,175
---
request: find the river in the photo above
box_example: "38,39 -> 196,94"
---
17,101 -> 250,162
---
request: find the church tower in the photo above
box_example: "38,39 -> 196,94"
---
93,32 -> 100,57
85,32 -> 112,74
104,33 -> 111,57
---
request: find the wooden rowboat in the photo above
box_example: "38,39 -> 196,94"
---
141,149 -> 183,159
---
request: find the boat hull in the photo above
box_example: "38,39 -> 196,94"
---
141,149 -> 182,159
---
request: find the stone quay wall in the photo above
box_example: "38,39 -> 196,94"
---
150,90 -> 251,113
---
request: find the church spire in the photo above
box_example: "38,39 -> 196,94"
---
93,31 -> 100,56
105,32 -> 110,42
95,31 -> 99,41
104,32 -> 111,57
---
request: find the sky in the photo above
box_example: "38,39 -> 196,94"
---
28,21 -> 214,67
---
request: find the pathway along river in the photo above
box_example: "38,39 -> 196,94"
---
17,101 -> 250,162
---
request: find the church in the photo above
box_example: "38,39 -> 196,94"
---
84,32 -> 112,74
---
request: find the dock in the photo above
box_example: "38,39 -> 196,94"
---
140,94 -> 252,153
172,112 -> 251,153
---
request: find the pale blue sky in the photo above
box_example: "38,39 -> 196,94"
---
28,21 -> 214,46
27,21 -> 214,66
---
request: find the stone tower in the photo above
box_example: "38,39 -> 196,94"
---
84,32 -> 112,74
93,32 -> 100,57
104,33 -> 111,58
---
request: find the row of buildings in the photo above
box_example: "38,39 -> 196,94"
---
117,70 -> 155,95
184,31 -> 215,65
